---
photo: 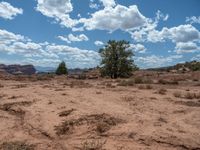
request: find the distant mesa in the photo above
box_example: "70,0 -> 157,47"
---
0,64 -> 36,75
147,61 -> 200,72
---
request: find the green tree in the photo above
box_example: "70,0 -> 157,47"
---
56,61 -> 68,75
99,40 -> 137,78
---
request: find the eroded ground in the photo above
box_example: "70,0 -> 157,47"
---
0,73 -> 200,150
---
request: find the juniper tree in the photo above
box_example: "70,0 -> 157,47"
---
56,61 -> 68,75
99,40 -> 137,78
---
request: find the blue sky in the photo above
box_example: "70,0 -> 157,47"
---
0,0 -> 200,69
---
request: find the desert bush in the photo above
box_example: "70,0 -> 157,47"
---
121,96 -> 134,102
69,81 -> 92,88
96,91 -> 102,94
193,78 -> 199,82
117,79 -> 134,86
58,109 -> 75,117
96,122 -> 110,133
134,77 -> 143,84
78,74 -> 87,80
158,88 -> 167,95
143,78 -> 153,84
184,92 -> 200,99
146,84 -> 153,89
81,140 -> 105,150
173,91 -> 182,98
158,79 -> 179,85
138,84 -> 153,90
158,79 -> 167,84
0,141 -> 34,150
105,83 -> 115,88
36,75 -> 54,81
184,92 -> 196,99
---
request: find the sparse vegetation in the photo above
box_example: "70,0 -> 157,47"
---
0,63 -> 200,149
58,109 -> 75,117
54,113 -> 123,136
158,88 -> 167,95
81,140 -> 105,150
158,79 -> 178,85
173,91 -> 200,99
184,92 -> 200,99
134,77 -> 143,84
117,79 -> 135,86
138,84 -> 153,90
96,121 -> 111,133
0,141 -> 34,150
173,91 -> 182,98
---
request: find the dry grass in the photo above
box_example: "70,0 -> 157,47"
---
105,83 -> 116,88
13,84 -> 27,89
58,109 -> 75,117
0,101 -> 33,117
184,92 -> 200,99
158,79 -> 178,85
157,88 -> 167,95
173,91 -> 182,98
96,91 -> 102,94
117,78 -> 153,86
96,121 -> 111,134
69,81 -> 92,88
134,77 -> 143,84
138,84 -> 153,90
55,113 -> 123,136
173,91 -> 200,99
0,141 -> 34,150
121,96 -> 134,102
81,140 -> 105,150
117,79 -> 135,86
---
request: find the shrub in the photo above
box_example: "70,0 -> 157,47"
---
1,141 -> 34,150
173,91 -> 182,98
184,92 -> 200,99
146,84 -> 153,89
158,88 -> 167,95
96,122 -> 110,133
81,140 -> 105,150
56,61 -> 68,75
134,77 -> 143,84
117,79 -> 135,86
158,79 -> 178,85
158,79 -> 167,84
138,84 -> 153,90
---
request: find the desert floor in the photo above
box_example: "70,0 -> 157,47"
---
0,75 -> 200,150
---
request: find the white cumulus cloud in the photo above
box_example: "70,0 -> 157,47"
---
0,28 -> 99,68
36,0 -> 78,28
0,1 -> 23,20
58,33 -> 89,43
175,42 -> 200,54
94,40 -> 104,46
186,16 -> 200,24
130,44 -> 146,53
80,5 -> 147,32
99,0 -> 116,8
135,55 -> 183,68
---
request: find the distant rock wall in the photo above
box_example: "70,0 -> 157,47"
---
0,64 -> 36,75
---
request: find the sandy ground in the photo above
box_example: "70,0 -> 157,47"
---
0,76 -> 200,150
